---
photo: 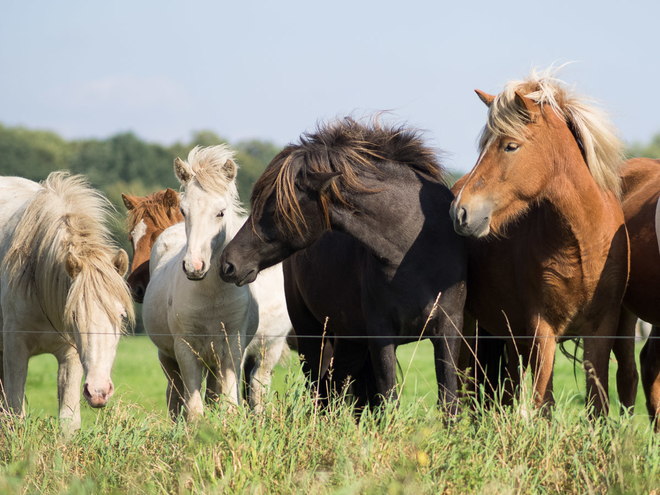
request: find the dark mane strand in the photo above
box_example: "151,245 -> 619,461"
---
250,117 -> 445,236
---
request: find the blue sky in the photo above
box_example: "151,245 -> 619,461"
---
1,0 -> 658,173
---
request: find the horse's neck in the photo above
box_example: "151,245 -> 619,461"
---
330,166 -> 449,266
543,155 -> 622,272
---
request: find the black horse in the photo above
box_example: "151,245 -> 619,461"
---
220,118 -> 467,412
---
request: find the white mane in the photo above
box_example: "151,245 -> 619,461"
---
2,172 -> 135,334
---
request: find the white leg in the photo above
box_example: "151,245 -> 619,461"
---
2,328 -> 29,417
174,338 -> 205,420
55,346 -> 83,432
246,336 -> 286,412
220,334 -> 243,406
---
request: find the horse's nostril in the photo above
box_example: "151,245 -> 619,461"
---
223,262 -> 235,276
457,206 -> 467,226
200,261 -> 205,273
136,285 -> 145,298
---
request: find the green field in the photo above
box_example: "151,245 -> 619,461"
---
2,336 -> 657,493
23,336 -> 647,422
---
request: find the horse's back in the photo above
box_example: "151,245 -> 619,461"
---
0,177 -> 41,251
621,158 -> 660,325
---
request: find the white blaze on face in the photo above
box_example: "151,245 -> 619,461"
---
130,219 -> 147,252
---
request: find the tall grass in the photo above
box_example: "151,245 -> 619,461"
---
2,338 -> 660,493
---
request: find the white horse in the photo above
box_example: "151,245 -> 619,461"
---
0,172 -> 134,431
143,145 -> 291,419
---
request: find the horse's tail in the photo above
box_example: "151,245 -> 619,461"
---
558,338 -> 583,386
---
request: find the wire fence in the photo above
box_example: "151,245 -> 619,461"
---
2,330 -> 656,339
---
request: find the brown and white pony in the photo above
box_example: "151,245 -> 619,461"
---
451,69 -> 633,416
122,188 -> 183,303
0,172 -> 134,432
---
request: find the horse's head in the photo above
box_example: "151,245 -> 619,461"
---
64,248 -> 134,408
451,70 -> 624,238
175,145 -> 244,280
123,188 -> 182,302
220,147 -> 340,286
451,90 -> 561,237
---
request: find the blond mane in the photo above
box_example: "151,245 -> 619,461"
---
3,172 -> 135,335
180,145 -> 246,215
478,68 -> 625,198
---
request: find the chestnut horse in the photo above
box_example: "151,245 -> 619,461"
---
219,118 -> 467,412
619,158 -> 660,428
122,188 -> 183,303
451,70 -> 633,416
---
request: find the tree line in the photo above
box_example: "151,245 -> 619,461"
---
0,124 -> 282,253
1,122 -> 659,251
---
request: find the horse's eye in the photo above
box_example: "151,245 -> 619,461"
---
179,207 -> 186,218
217,210 -> 225,218
504,143 -> 519,152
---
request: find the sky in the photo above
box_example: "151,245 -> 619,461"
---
1,0 -> 659,173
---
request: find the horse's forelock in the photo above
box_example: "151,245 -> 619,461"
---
181,145 -> 245,215
63,255 -> 135,335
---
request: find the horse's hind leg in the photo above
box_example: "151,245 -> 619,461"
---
244,335 -> 287,413
613,306 -> 639,413
205,367 -> 220,406
329,339 -> 370,406
158,350 -> 184,420
55,346 -> 84,433
583,333 -> 615,417
640,325 -> 660,431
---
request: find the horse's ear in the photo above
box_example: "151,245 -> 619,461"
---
475,89 -> 495,107
174,157 -> 193,184
163,188 -> 179,210
221,158 -> 237,182
122,193 -> 136,211
514,91 -> 539,115
112,249 -> 129,277
307,171 -> 342,194
65,252 -> 83,280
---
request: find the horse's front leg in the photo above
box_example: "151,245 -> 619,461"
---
527,319 -> 557,411
55,346 -> 84,432
2,326 -> 29,417
367,335 -> 398,407
173,337 -> 205,420
218,331 -> 244,406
